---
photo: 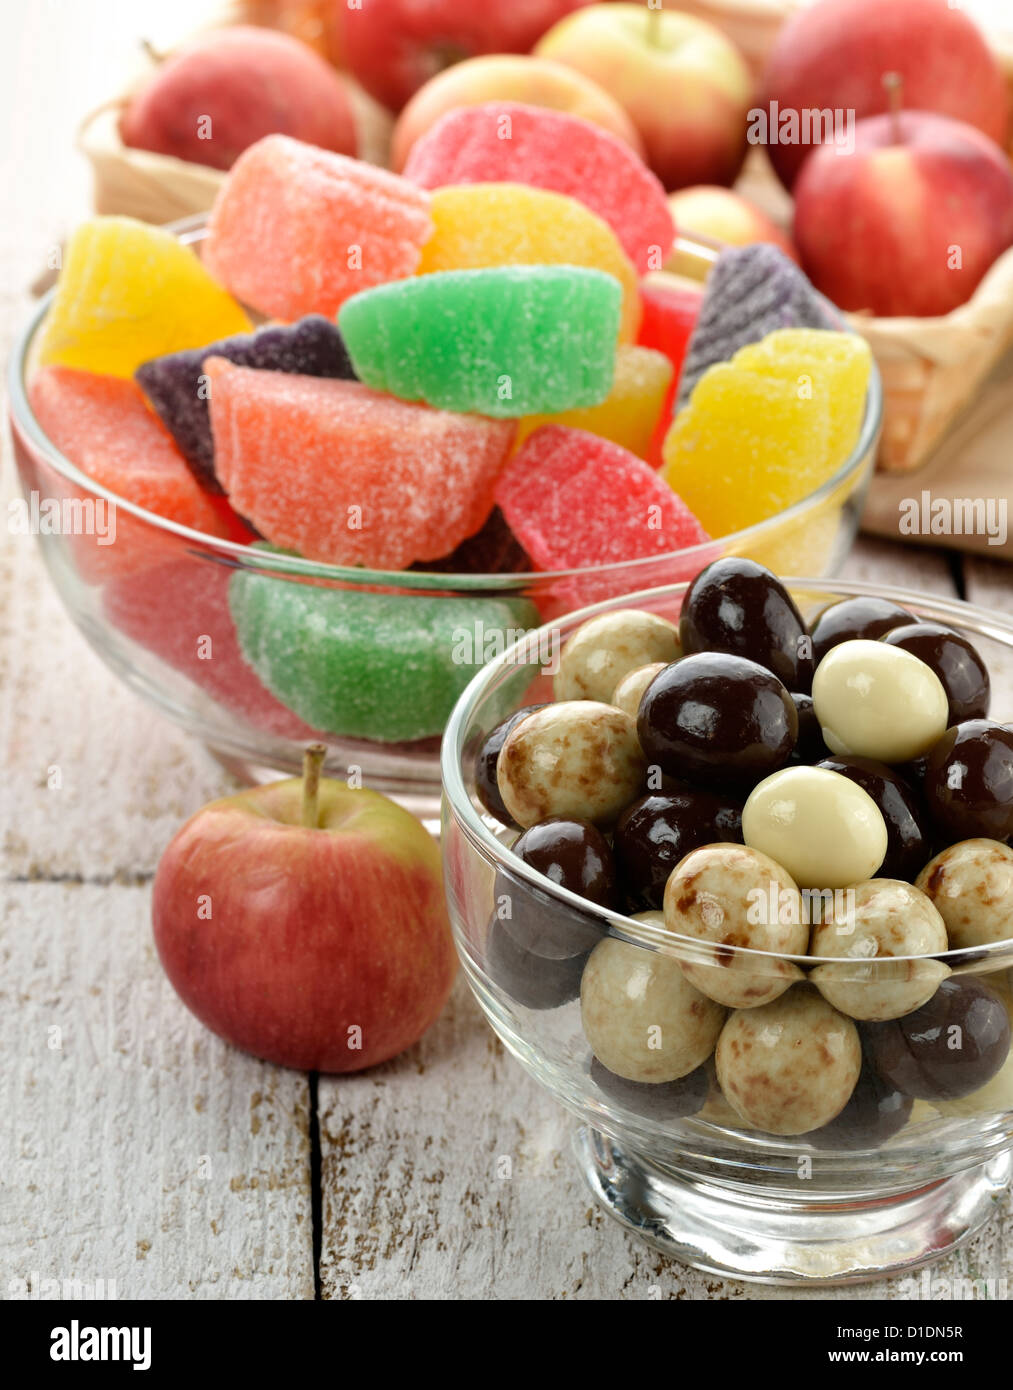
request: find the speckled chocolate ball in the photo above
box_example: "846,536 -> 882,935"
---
806,1063 -> 913,1150
809,879 -> 950,1021
812,640 -> 949,764
915,839 -> 1013,951
742,766 -> 888,889
485,914 -> 587,1011
715,987 -> 862,1135
679,557 -> 814,692
923,720 -> 1013,843
663,844 -> 807,1008
554,610 -> 680,704
590,1056 -> 709,1120
497,701 -> 646,828
882,622 -> 990,725
614,787 -> 743,912
863,976 -> 1011,1101
611,662 -> 666,720
810,596 -> 915,666
580,917 -> 726,1083
474,704 -> 548,825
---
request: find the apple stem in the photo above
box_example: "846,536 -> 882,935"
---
645,2 -> 662,48
140,38 -> 164,65
301,744 -> 326,829
882,71 -> 903,144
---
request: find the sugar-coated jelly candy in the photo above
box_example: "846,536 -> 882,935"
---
662,329 -> 872,538
663,844 -> 807,1009
339,267 -> 621,418
203,134 -> 434,320
679,557 -> 813,692
882,622 -> 991,725
513,345 -> 672,460
205,359 -> 515,569
495,426 -> 710,572
615,789 -> 742,913
863,977 -> 1011,1102
474,706 -> 549,826
29,367 -> 228,542
809,880 -> 949,1022
742,766 -> 888,889
36,217 -> 251,379
638,652 -> 797,791
496,818 -> 617,960
553,609 -> 680,705
416,183 -> 641,342
923,720 -> 1013,843
810,596 -> 915,665
403,101 -> 674,274
816,755 -> 932,881
229,562 -> 539,743
812,639 -> 949,763
915,839 -> 1013,951
590,1057 -> 709,1120
676,242 -> 839,411
716,988 -> 861,1136
135,316 -> 356,494
581,926 -> 726,1084
496,701 -> 645,829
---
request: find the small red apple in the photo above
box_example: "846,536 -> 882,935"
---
761,0 -> 1009,190
152,748 -> 457,1071
334,0 -> 590,112
120,26 -> 358,170
665,186 -> 798,265
793,106 -> 1013,318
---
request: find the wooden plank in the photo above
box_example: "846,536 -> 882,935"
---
841,535 -> 958,596
0,881 -> 313,1299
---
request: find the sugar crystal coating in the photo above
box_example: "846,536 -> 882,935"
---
205,358 -> 516,570
203,134 -> 434,320
403,101 -> 674,274
135,316 -> 356,493
338,267 -> 621,418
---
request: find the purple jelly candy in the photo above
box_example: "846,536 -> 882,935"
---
135,315 -> 356,493
410,506 -> 531,576
676,244 -> 840,412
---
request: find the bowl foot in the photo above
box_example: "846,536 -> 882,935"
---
574,1126 -> 1011,1286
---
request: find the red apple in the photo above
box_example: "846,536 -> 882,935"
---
120,26 -> 358,170
152,750 -> 457,1071
534,3 -> 753,190
793,109 -> 1013,318
334,0 -> 591,112
761,0 -> 1009,190
665,185 -> 798,265
390,53 -> 643,171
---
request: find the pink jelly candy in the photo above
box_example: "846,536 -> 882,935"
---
206,358 -> 517,570
403,101 -> 674,275
203,134 -> 434,320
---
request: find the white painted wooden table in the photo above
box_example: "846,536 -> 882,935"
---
3,1 -> 1012,1302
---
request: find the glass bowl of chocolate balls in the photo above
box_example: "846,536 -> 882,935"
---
441,559 -> 1013,1284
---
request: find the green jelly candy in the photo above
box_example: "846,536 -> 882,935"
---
229,565 -> 541,743
337,266 -> 620,418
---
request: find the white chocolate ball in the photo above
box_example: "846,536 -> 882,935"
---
554,610 -> 680,704
812,638 -> 949,763
809,879 -> 950,1021
496,700 -> 645,828
611,662 -> 667,720
915,839 -> 1013,951
663,844 -> 807,1008
715,987 -> 862,1135
742,766 -> 888,889
580,917 -> 726,1083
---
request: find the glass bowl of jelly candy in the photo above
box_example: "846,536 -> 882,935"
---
9,215 -> 880,820
441,571 -> 1013,1283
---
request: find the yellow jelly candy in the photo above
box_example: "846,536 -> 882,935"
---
37,216 -> 252,378
661,329 -> 871,538
514,345 -> 672,458
417,183 -> 641,342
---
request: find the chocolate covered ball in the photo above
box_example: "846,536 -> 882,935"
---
810,596 -> 915,666
882,622 -> 990,725
613,787 -> 743,912
812,640 -> 949,764
915,838 -> 1013,951
554,609 -> 680,704
816,754 -> 932,881
923,720 -> 1013,843
474,705 -> 548,825
497,817 -> 617,960
806,1064 -> 913,1150
611,662 -> 666,720
590,1056 -> 709,1120
485,914 -> 587,1011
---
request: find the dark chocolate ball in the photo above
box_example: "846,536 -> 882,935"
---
811,596 -> 915,666
883,623 -> 990,725
863,977 -> 1011,1101
614,788 -> 743,911
485,915 -> 587,1011
591,1057 -> 709,1120
679,557 -> 813,692
816,754 -> 932,881
638,652 -> 797,791
496,818 -> 617,959
791,691 -> 829,763
806,1064 -> 913,1150
474,705 -> 547,825
923,720 -> 1013,843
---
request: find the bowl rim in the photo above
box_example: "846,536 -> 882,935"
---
7,218 -> 882,593
441,574 -> 1013,971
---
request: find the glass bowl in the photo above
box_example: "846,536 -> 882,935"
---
7,221 -> 880,819
441,577 -> 1013,1284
